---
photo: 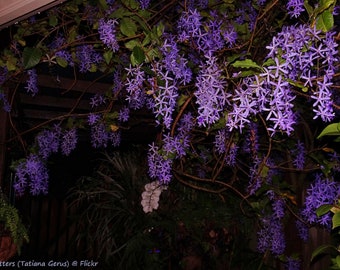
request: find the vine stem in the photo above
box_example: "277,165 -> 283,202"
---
170,93 -> 193,137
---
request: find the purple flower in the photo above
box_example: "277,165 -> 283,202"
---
55,50 -> 74,66
61,128 -> 77,156
76,44 -> 102,73
90,122 -> 109,148
161,35 -> 192,85
301,174 -> 340,228
90,93 -> 107,108
87,113 -> 101,126
125,64 -> 146,109
225,143 -> 238,166
272,198 -> 285,219
0,92 -> 11,112
118,106 -> 130,122
311,76 -> 335,122
286,0 -> 304,18
98,18 -> 119,52
147,143 -> 173,184
25,69 -> 39,96
0,66 -> 8,85
14,154 -> 49,196
109,130 -> 121,147
295,220 -> 309,242
214,129 -> 227,154
177,9 -> 202,42
138,0 -> 150,9
257,215 -> 286,255
150,65 -> 178,129
36,126 -> 62,159
195,54 -> 229,127
285,257 -> 301,270
292,141 -> 305,169
162,133 -> 187,159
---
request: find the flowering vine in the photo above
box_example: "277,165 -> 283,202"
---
0,0 -> 339,268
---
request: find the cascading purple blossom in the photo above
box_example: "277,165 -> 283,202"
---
26,69 -> 39,96
36,125 -> 62,159
195,54 -> 229,127
61,128 -> 78,156
301,174 -> 340,229
257,215 -> 286,255
150,65 -> 178,129
14,154 -> 49,196
76,44 -> 102,73
125,64 -> 146,109
98,18 -> 119,52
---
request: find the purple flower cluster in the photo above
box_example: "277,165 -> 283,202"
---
90,93 -> 107,108
285,257 -> 301,270
150,65 -> 178,129
257,215 -> 286,255
25,69 -> 39,96
292,141 -> 305,169
161,35 -> 192,85
50,34 -> 74,67
177,8 -> 238,53
88,115 -> 120,148
98,18 -> 119,52
147,143 -> 173,184
295,220 -> 309,242
61,128 -> 78,156
0,66 -> 7,85
195,54 -> 229,127
76,44 -> 102,73
0,91 -> 11,112
227,77 -> 258,132
138,0 -> 150,9
225,143 -> 238,166
301,174 -> 340,228
36,125 -> 62,159
125,64 -> 146,109
265,25 -> 338,122
214,129 -> 228,154
118,106 -> 130,122
286,0 -> 304,18
14,154 -> 49,195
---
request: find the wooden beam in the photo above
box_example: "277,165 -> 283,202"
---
37,74 -> 112,95
0,0 -> 66,29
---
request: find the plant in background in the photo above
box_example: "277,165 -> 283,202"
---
69,148 -> 260,269
0,190 -> 29,258
0,0 -> 339,269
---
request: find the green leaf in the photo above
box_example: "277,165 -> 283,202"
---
316,10 -> 334,32
317,123 -> 340,139
311,244 -> 336,262
120,17 -> 138,37
336,255 -> 340,268
103,50 -> 113,65
56,57 -> 68,68
316,204 -> 333,217
231,59 -> 262,70
132,46 -> 145,65
125,39 -> 141,50
98,0 -> 108,10
49,15 -> 58,27
23,47 -> 42,69
332,212 -> 340,229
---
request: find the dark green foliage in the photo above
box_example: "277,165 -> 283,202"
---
0,191 -> 29,254
68,148 -> 262,269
